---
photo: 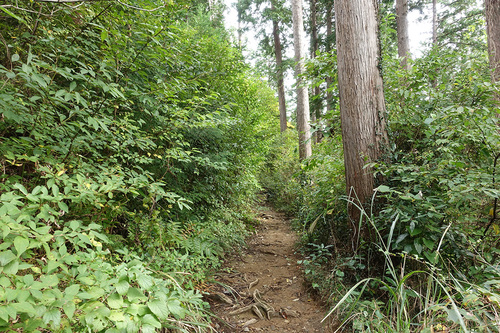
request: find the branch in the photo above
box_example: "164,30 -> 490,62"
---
0,5 -> 52,15
32,0 -> 167,12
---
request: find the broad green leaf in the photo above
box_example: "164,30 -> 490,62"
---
141,324 -> 157,333
12,183 -> 28,195
58,201 -> 69,213
14,236 -> 29,256
127,287 -> 146,302
43,309 -> 61,327
0,306 -> 10,322
115,279 -> 129,295
147,299 -> 169,320
125,303 -> 140,316
16,289 -> 30,302
376,185 -> 391,193
12,302 -> 36,315
23,274 -> 34,287
45,260 -> 59,274
78,286 -> 105,300
424,251 -> 438,264
108,293 -> 124,309
127,259 -> 142,268
88,286 -> 105,299
166,299 -> 185,319
140,314 -> 161,328
64,284 -> 80,298
422,238 -> 435,250
52,185 -> 60,196
19,261 -> 33,270
0,276 -> 11,287
101,30 -> 108,42
136,273 -> 153,290
3,259 -> 19,275
414,241 -> 423,254
94,303 -> 111,317
108,310 -> 126,322
0,250 -> 16,266
23,318 -> 44,331
78,233 -> 91,245
40,275 -> 59,288
78,276 -> 95,286
63,302 -> 76,320
69,220 -> 80,231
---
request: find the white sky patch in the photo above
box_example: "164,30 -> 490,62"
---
408,6 -> 433,57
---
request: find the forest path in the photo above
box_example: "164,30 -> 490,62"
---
207,205 -> 329,332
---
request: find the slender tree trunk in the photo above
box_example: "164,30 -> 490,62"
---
237,6 -> 242,49
310,96 -> 318,143
432,0 -> 438,45
325,2 -> 334,114
271,1 -> 288,132
486,0 -> 500,87
334,0 -> 389,225
396,0 -> 411,70
431,0 -> 438,88
292,0 -> 312,160
310,0 -> 321,143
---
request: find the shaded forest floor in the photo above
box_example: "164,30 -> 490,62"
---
206,205 -> 332,332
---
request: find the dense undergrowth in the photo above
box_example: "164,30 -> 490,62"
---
0,1 -> 278,331
264,15 -> 500,333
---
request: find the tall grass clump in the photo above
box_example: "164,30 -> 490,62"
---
323,191 -> 500,332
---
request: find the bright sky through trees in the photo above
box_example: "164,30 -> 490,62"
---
223,0 -> 433,57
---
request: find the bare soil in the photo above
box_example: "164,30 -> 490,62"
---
207,205 -> 331,333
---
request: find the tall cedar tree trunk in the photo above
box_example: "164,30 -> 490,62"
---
310,0 -> 321,143
334,0 -> 389,230
432,0 -> 438,45
396,0 -> 411,70
486,0 -> 500,94
325,2 -> 334,114
431,0 -> 438,87
292,0 -> 312,160
237,6 -> 242,49
271,1 -> 288,132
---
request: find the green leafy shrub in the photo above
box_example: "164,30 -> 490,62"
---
375,48 -> 499,270
0,190 -> 208,332
259,130 -> 302,214
324,198 -> 500,332
0,1 -> 279,331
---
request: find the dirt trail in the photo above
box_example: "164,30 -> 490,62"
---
207,205 -> 329,332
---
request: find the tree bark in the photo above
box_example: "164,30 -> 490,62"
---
237,4 -> 243,50
334,0 -> 388,221
432,0 -> 438,45
431,0 -> 438,88
486,0 -> 500,86
310,0 -> 321,143
271,1 -> 288,133
396,0 -> 411,70
325,2 -> 334,114
292,0 -> 312,160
